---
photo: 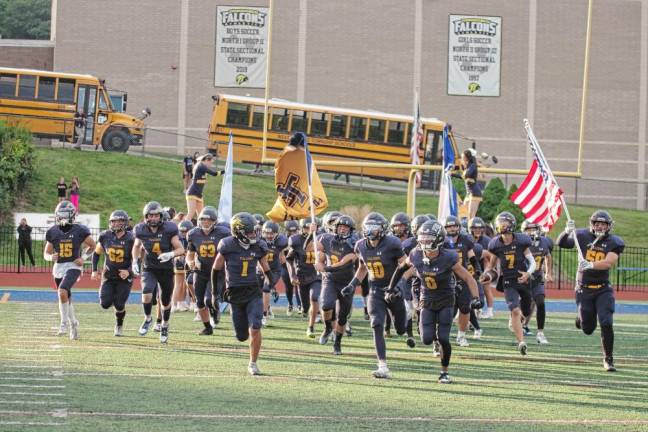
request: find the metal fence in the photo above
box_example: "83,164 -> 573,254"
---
1,226 -> 647,293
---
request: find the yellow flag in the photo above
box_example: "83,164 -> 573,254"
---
266,144 -> 328,222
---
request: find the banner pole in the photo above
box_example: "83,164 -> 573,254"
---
261,0 -> 274,163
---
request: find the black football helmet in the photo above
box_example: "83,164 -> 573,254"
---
178,220 -> 194,234
299,216 -> 317,236
521,220 -> 542,240
143,201 -> 163,227
253,213 -> 266,227
469,217 -> 486,231
425,214 -> 438,222
334,215 -> 355,240
55,200 -> 77,226
590,210 -> 613,237
443,215 -> 461,237
322,211 -> 343,234
262,221 -> 280,244
109,210 -> 129,233
198,206 -> 218,231
417,221 -> 446,252
495,211 -> 516,234
231,212 -> 258,245
284,220 -> 299,236
163,207 -> 176,221
410,215 -> 430,239
362,212 -> 388,241
390,212 -> 411,237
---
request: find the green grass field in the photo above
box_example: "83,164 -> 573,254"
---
17,148 -> 648,245
1,302 -> 647,431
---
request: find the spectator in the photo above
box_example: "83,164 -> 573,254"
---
70,176 -> 80,210
333,172 -> 351,184
17,218 -> 36,267
461,149 -> 482,220
57,177 -> 68,203
73,109 -> 87,150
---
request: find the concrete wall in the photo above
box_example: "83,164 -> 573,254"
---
0,40 -> 54,70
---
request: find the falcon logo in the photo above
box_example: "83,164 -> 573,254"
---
452,18 -> 498,36
235,74 -> 249,86
220,9 -> 267,27
468,82 -> 481,93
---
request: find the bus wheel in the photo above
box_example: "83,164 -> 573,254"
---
102,129 -> 130,152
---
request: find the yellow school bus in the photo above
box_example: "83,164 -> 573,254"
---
207,94 -> 460,182
0,67 -> 150,152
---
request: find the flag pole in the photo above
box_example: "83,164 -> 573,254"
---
523,119 -> 584,264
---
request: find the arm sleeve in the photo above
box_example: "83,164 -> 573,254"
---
388,262 -> 412,291
92,252 -> 100,272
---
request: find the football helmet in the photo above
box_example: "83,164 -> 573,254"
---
322,211 -> 343,234
590,210 -> 613,237
410,215 -> 431,239
334,215 -> 355,240
231,212 -> 258,245
143,201 -> 163,227
443,215 -> 461,237
109,210 -> 129,233
262,221 -> 280,244
55,200 -> 77,226
362,212 -> 388,241
390,212 -> 411,237
178,220 -> 194,234
495,212 -> 516,234
284,220 -> 299,236
521,220 -> 542,240
198,206 -> 218,231
417,221 -> 446,252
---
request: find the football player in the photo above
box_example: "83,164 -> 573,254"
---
91,210 -> 135,336
186,207 -> 230,335
348,212 -> 408,378
557,210 -> 624,371
281,220 -> 300,315
469,217 -> 494,318
286,217 -> 322,337
171,220 -> 193,312
132,201 -> 185,343
389,221 -> 481,383
315,215 -> 357,354
44,201 -> 95,340
389,212 -> 411,243
211,212 -> 275,375
482,212 -> 536,355
257,221 -> 288,326
185,154 -> 224,222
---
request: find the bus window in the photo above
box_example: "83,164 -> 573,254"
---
18,75 -> 36,99
57,79 -> 75,103
330,114 -> 346,137
271,107 -> 288,132
227,102 -> 250,127
38,76 -> 56,101
291,110 -> 307,132
368,119 -> 386,142
349,117 -> 367,140
0,73 -> 17,97
98,91 -> 109,110
310,112 -> 327,136
251,105 -> 266,129
387,121 -> 406,145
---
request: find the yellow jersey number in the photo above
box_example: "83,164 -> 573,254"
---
306,251 -> 316,264
585,249 -> 605,262
241,260 -> 249,277
107,248 -> 125,263
504,253 -> 515,269
59,242 -> 73,258
199,244 -> 216,258
366,261 -> 385,279
424,276 -> 438,290
151,242 -> 161,255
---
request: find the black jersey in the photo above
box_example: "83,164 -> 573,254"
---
98,230 -> 135,279
45,223 -> 91,263
528,236 -> 553,281
444,233 -> 474,269
409,247 -> 458,308
287,234 -> 320,285
401,236 -> 418,256
558,229 -> 624,287
218,236 -> 268,303
256,234 -> 288,275
134,221 -> 179,271
354,235 -> 404,290
319,233 -> 356,283
187,225 -> 231,274
488,233 -> 533,283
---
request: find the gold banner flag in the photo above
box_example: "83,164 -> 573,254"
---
266,144 -> 328,222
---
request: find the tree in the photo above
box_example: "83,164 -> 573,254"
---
476,177 -> 507,224
0,0 -> 51,40
494,184 -> 527,231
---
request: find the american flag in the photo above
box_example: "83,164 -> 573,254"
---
510,121 -> 563,231
410,99 -> 423,185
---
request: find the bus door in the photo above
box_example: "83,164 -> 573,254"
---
76,85 -> 97,144
423,129 -> 442,189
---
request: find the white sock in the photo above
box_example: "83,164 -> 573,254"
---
488,307 -> 493,314
378,360 -> 387,369
68,302 -> 77,323
248,361 -> 256,367
362,296 -> 368,307
58,302 -> 70,324
457,331 -> 466,338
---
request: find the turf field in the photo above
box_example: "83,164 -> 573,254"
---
1,302 -> 647,431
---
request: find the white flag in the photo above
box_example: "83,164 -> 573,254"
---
217,132 -> 234,223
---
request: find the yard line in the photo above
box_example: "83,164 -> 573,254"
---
4,365 -> 63,369
0,377 -> 63,382
0,400 -> 67,405
0,392 -> 65,397
0,384 -> 65,389
0,421 -> 64,427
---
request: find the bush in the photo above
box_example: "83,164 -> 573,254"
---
494,183 -> 527,230
0,121 -> 35,222
476,177 -> 507,223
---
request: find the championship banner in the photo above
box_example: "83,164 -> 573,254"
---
266,144 -> 328,222
214,6 -> 269,88
447,15 -> 502,97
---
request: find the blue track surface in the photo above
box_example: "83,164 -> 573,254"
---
1,288 -> 648,314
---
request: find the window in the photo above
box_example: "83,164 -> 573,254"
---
18,75 -> 36,98
226,103 -> 250,127
330,115 -> 346,137
98,92 -> 108,110
251,105 -> 267,129
271,108 -> 288,131
58,79 -> 75,103
291,110 -> 307,132
0,74 -> 17,97
387,121 -> 406,145
368,119 -> 386,142
310,112 -> 327,136
349,117 -> 367,140
38,77 -> 56,100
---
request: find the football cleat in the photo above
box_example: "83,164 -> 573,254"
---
473,329 -> 483,339
193,313 -> 201,322
345,323 -> 353,337
315,315 -> 322,324
518,341 -> 528,356
604,357 -> 616,372
432,341 -> 441,357
333,341 -> 342,356
199,326 -> 213,336
286,305 -> 293,317
160,326 -> 169,343
456,335 -> 469,347
364,308 -> 370,321
319,328 -> 332,345
248,362 -> 261,376
306,326 -> 316,338
536,332 -> 549,344
154,322 -> 162,332
138,319 -> 152,336
438,372 -> 452,384
575,317 -> 582,330
384,329 -> 392,338
406,337 -> 416,349
114,325 -> 123,337
69,320 -> 79,340
508,318 -> 513,332
56,322 -> 68,336
371,366 -> 391,379
480,310 -> 494,319
261,316 -> 268,327
268,307 -> 275,319
523,326 -> 534,336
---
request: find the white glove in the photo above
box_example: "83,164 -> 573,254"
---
578,260 -> 594,272
565,220 -> 576,234
158,252 -> 175,263
131,261 -> 141,276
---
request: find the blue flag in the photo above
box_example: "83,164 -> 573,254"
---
437,126 -> 458,222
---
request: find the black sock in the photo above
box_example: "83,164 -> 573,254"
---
143,302 -> 152,317
162,308 -> 171,322
325,320 -> 333,332
601,325 -> 614,359
203,321 -> 212,329
334,331 -> 343,344
208,305 -> 216,318
469,310 -> 481,330
406,318 -> 414,337
115,311 -> 126,326
536,303 -> 546,330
